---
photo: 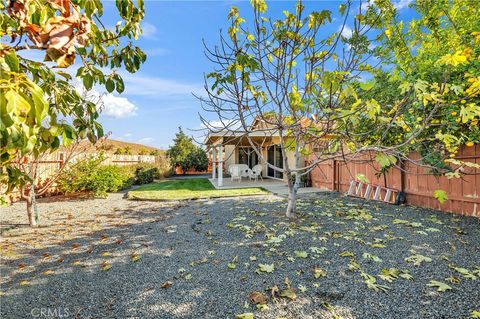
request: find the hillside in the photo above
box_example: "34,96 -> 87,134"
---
77,138 -> 164,155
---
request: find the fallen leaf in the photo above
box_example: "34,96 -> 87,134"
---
43,269 -> 54,275
101,262 -> 112,271
279,288 -> 297,300
427,280 -> 452,292
257,263 -> 275,273
160,281 -> 172,289
313,267 -> 326,278
235,313 -> 254,319
250,291 -> 268,305
294,250 -> 308,258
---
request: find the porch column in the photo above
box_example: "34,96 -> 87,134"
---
212,146 -> 217,180
217,145 -> 223,187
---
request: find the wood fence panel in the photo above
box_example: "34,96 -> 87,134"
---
4,153 -> 158,202
310,146 -> 479,217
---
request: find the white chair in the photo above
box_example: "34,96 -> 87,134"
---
230,165 -> 242,182
239,164 -> 251,179
249,164 -> 263,181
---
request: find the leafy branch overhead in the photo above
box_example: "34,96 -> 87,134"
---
0,0 -> 146,201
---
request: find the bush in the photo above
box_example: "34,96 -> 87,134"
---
132,163 -> 159,184
58,156 -> 172,197
58,157 -> 132,197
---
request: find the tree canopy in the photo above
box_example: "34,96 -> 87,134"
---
0,0 -> 146,193
167,127 -> 208,174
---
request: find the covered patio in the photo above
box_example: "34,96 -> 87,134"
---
207,177 -> 325,196
205,130 -> 282,188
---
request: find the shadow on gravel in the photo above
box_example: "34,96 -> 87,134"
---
1,193 -> 479,319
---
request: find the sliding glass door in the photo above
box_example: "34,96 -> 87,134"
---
238,147 -> 258,168
267,145 -> 283,179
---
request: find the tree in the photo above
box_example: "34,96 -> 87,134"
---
199,0 -> 478,217
354,0 -> 480,198
199,0 -> 392,217
8,138 -> 93,226
185,147 -> 209,172
167,127 -> 199,174
0,0 -> 146,225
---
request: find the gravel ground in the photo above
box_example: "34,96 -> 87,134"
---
1,191 -> 479,319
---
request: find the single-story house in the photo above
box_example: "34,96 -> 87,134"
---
204,117 -> 304,187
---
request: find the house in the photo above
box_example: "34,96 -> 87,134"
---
204,116 -> 304,187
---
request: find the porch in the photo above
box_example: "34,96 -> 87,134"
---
208,177 -> 325,196
205,130 -> 285,188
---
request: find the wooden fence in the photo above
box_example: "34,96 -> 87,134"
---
3,153 -> 158,202
309,145 -> 480,217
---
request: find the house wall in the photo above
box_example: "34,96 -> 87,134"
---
224,145 -> 236,172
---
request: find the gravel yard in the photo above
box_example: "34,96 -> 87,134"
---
1,192 -> 479,319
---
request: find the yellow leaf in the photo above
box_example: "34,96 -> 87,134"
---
43,269 -> 54,275
101,262 -> 112,271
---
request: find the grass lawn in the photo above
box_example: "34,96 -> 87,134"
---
127,178 -> 268,200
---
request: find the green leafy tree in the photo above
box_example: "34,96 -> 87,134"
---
185,147 -> 209,172
0,0 -> 146,225
358,0 -> 480,196
167,127 -> 198,174
200,0 -> 385,217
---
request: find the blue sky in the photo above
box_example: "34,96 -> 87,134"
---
95,0 -> 415,149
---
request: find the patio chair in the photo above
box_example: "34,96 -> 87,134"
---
249,164 -> 263,181
239,164 -> 252,179
230,165 -> 242,182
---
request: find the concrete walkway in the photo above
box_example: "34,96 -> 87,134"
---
208,177 -> 326,196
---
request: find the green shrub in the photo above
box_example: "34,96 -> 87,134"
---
132,163 -> 159,184
58,157 -> 132,197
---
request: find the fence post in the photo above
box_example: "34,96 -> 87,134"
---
59,152 -> 65,169
332,159 -> 336,191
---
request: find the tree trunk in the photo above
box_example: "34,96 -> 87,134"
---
286,175 -> 299,218
285,134 -> 302,218
26,199 -> 37,227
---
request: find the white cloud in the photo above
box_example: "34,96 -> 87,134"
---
201,119 -> 243,131
145,47 -> 169,57
102,94 -> 138,118
339,25 -> 353,39
123,133 -> 132,137
138,137 -> 155,145
394,0 -> 413,10
119,72 -> 204,97
75,87 -> 138,118
141,22 -> 158,40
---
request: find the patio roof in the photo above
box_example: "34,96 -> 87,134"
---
204,130 -> 280,146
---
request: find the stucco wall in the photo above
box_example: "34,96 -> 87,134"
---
224,145 -> 236,172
